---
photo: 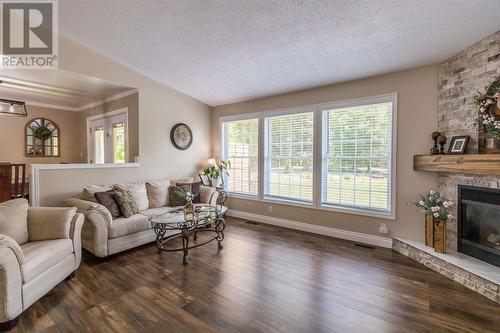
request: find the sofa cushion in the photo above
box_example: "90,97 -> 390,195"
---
140,206 -> 177,217
94,190 -> 122,219
81,185 -> 113,202
168,186 -> 188,207
146,179 -> 170,208
114,182 -> 149,211
176,181 -> 202,204
21,239 -> 73,283
28,207 -> 77,241
109,214 -> 151,239
0,198 -> 29,245
114,188 -> 140,218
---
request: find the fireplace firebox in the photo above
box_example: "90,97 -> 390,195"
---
458,185 -> 500,268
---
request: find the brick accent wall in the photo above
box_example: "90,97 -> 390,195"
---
437,31 -> 500,249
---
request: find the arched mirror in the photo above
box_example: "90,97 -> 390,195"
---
25,118 -> 60,157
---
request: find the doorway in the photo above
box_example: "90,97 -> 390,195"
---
87,108 -> 128,164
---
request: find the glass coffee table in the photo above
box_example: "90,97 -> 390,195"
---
149,204 -> 228,264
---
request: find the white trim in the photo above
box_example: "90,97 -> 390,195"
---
26,101 -> 79,112
227,209 -> 392,248
219,93 -> 398,220
29,163 -> 140,207
219,112 -> 261,123
318,93 -> 398,220
76,88 -> 138,111
86,108 -> 129,121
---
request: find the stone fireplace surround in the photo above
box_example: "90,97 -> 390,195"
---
438,32 -> 500,251
393,32 -> 500,303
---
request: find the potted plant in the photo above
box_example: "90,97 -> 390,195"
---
412,190 -> 454,253
203,159 -> 231,188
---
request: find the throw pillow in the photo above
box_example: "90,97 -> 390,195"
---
114,182 -> 149,211
113,187 -> 140,218
146,179 -> 170,208
176,181 -> 202,204
94,190 -> 122,219
168,186 -> 187,207
0,198 -> 29,244
81,185 -> 113,202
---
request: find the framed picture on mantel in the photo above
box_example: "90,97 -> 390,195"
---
447,135 -> 470,155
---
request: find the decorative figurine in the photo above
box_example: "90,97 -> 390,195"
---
431,131 -> 441,155
437,135 -> 447,154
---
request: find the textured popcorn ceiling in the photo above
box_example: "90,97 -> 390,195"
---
59,0 -> 500,106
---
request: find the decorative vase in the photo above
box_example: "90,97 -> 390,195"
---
183,195 -> 195,221
433,219 -> 446,253
425,214 -> 434,247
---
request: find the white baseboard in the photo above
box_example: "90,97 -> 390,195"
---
227,210 -> 393,248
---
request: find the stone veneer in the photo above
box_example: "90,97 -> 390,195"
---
393,238 -> 499,303
437,31 -> 500,250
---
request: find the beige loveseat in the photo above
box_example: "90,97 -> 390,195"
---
65,178 -> 217,258
0,199 -> 84,330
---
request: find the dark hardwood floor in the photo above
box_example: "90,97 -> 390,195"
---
10,217 -> 500,333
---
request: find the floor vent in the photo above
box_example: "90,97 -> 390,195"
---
354,243 -> 375,250
244,220 -> 259,225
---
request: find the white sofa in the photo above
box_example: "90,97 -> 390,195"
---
0,199 -> 84,330
65,178 -> 217,258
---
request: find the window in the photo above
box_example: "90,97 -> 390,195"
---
87,110 -> 128,164
221,117 -> 259,195
320,98 -> 394,215
264,110 -> 314,203
218,94 -> 396,219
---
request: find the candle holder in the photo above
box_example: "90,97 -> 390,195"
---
437,135 -> 447,155
430,131 -> 441,155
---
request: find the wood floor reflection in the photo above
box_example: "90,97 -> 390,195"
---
12,217 -> 500,333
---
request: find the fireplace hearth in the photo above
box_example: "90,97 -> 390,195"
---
458,185 -> 500,268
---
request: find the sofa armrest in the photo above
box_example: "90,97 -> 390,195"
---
27,207 -> 77,242
69,213 -> 84,269
65,198 -> 113,227
0,234 -> 23,322
200,186 -> 217,205
65,198 -> 111,257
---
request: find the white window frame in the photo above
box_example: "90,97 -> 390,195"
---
219,113 -> 261,197
318,94 -> 397,220
86,108 -> 129,164
218,93 -> 397,220
262,105 -> 316,205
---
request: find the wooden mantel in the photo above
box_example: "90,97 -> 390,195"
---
414,154 -> 500,175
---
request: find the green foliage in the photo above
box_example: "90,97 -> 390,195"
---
204,160 -> 232,180
33,126 -> 52,141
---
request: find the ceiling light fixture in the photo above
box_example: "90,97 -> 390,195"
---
0,98 -> 28,117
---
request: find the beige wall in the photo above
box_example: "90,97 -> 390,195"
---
211,66 -> 438,241
37,37 -> 211,206
79,93 -> 139,162
0,105 -> 85,165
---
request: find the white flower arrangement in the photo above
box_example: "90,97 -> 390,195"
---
412,190 -> 454,221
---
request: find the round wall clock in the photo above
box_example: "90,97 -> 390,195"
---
170,123 -> 193,150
